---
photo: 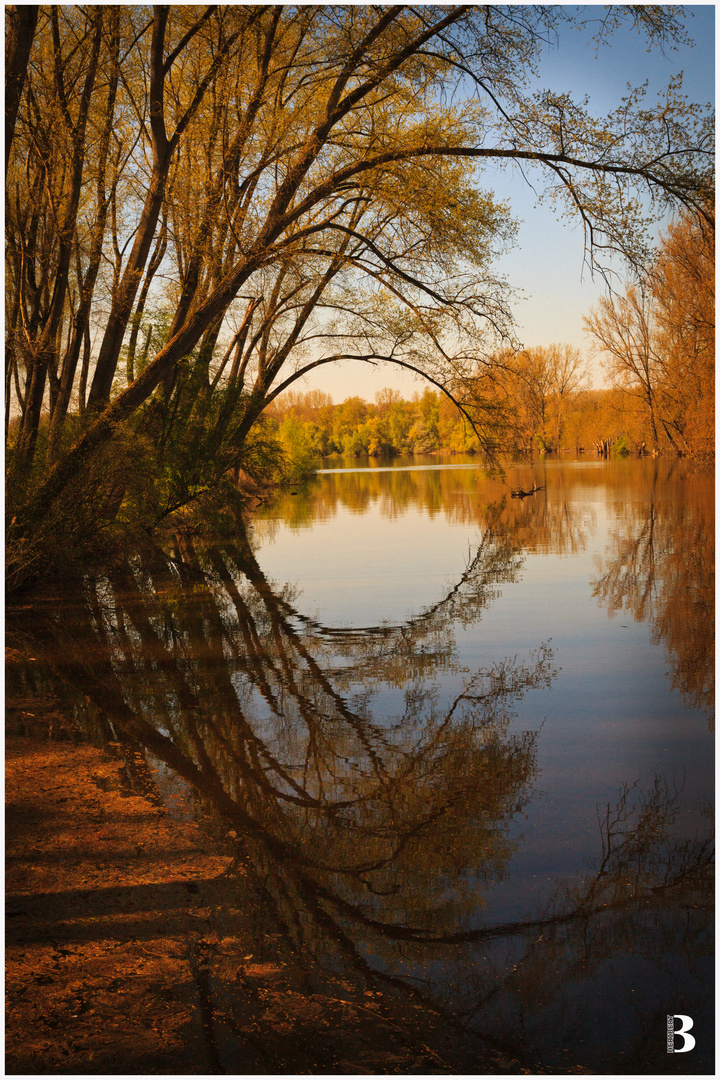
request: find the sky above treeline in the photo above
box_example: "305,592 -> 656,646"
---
298,4 -> 715,402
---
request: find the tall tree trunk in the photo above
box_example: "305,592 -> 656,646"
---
126,213 -> 168,384
88,7 -> 243,408
87,8 -> 172,409
14,14 -> 103,470
46,11 -> 121,461
5,5 -> 39,177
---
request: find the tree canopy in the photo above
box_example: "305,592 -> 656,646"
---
5,4 -> 714,574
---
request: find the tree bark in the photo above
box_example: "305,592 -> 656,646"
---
14,10 -> 103,469
87,8 -> 172,408
5,5 -> 39,177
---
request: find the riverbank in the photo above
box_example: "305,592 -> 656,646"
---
6,731 -> 233,1073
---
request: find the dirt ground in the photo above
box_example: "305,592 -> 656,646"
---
7,728 -> 539,1075
6,732 -> 238,1073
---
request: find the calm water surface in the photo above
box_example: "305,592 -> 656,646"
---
7,457 -> 714,1073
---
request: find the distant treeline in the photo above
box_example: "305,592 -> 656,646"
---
266,379 -> 669,466
269,209 -> 714,470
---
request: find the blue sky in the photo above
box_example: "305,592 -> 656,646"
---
300,4 -> 715,400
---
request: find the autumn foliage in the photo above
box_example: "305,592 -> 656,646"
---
4,6 -> 713,588
585,212 -> 714,463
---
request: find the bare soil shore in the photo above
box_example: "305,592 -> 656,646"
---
6,733 -> 232,1073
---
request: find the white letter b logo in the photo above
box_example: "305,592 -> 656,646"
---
668,1014 -> 695,1053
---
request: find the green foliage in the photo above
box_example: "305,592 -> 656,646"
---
267,374 -> 701,466
128,370 -> 293,526
6,418 -> 157,593
275,416 -> 325,481
5,371 -> 295,592
268,387 -> 506,461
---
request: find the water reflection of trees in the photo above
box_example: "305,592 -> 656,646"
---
8,519 -> 553,937
592,463 -> 714,721
444,775 -> 713,1071
221,509 -> 524,687
259,467 -> 594,560
6,510 -> 713,1072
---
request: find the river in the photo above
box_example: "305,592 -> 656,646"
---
6,456 -> 714,1074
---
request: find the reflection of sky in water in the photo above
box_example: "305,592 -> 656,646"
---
255,503 -> 480,626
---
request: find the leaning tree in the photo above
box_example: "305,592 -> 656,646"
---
5,5 -> 714,570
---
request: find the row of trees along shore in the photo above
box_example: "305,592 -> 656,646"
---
268,382 -> 675,470
5,5 -> 714,591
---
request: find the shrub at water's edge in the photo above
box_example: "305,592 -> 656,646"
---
6,396 -> 316,595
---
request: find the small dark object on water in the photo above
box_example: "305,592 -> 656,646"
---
511,482 -> 544,498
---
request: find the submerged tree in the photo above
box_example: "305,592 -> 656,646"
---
5,5 -> 714,583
